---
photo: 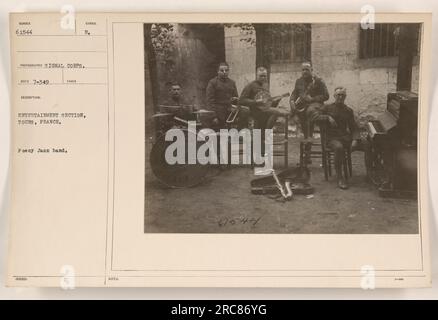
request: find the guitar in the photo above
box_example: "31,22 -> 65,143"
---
254,91 -> 290,112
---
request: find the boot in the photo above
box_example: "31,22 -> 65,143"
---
337,177 -> 348,190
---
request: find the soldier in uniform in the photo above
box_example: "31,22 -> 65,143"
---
206,62 -> 243,129
239,67 -> 287,130
289,62 -> 329,161
163,82 -> 189,106
157,82 -> 196,135
239,66 -> 288,156
315,87 -> 360,189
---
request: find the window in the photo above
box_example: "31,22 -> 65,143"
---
359,23 -> 399,59
268,24 -> 311,63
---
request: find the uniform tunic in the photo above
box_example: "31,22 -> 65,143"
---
206,76 -> 239,125
290,76 -> 329,106
317,102 -> 360,143
289,76 -> 329,138
239,80 -> 274,129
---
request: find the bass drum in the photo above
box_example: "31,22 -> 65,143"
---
150,128 -> 211,188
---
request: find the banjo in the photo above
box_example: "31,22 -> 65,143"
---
254,90 -> 290,112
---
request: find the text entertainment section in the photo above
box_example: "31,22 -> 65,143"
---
8,14 -> 109,284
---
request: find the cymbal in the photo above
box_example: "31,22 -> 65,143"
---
192,109 -> 215,114
152,112 -> 173,118
158,105 -> 182,109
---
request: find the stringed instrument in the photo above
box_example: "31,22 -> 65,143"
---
254,91 -> 290,112
292,76 -> 317,113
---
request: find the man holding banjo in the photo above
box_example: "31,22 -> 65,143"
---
238,66 -> 290,157
239,66 -> 290,131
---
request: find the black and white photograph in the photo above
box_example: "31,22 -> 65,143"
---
144,22 -> 421,234
3,8 -> 433,290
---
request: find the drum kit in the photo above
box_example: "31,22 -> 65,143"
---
150,104 -> 216,188
151,105 -> 214,137
149,98 -> 314,200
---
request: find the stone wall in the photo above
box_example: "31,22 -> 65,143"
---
224,26 -> 256,94
311,23 -> 399,124
224,24 -> 420,126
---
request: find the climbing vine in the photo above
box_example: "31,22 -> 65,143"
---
150,23 -> 176,65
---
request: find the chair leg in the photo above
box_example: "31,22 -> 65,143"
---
284,116 -> 289,168
322,151 -> 328,181
284,143 -> 288,168
227,139 -> 231,167
299,142 -> 304,167
348,153 -> 353,177
343,156 -> 349,181
250,129 -> 254,168
328,153 -> 332,177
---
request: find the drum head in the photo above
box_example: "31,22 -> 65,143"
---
150,129 -> 211,188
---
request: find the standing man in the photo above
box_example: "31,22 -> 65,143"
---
315,87 -> 360,189
206,62 -> 242,129
290,62 -> 329,159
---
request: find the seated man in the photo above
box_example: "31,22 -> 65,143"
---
163,82 -> 189,106
289,62 -> 329,137
315,87 -> 360,190
239,66 -> 289,159
160,82 -> 196,128
239,66 -> 287,131
289,62 -> 329,163
154,82 -> 185,137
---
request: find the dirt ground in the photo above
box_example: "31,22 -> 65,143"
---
145,138 -> 418,234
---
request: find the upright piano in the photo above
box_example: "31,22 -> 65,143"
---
365,91 -> 418,198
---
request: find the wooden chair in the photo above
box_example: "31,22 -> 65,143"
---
299,130 -> 323,168
272,114 -> 289,168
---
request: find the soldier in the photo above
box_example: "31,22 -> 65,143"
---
163,82 -> 189,106
239,67 -> 287,131
206,62 -> 242,129
290,62 -> 329,161
315,87 -> 360,189
160,82 -> 196,129
239,66 -> 288,157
